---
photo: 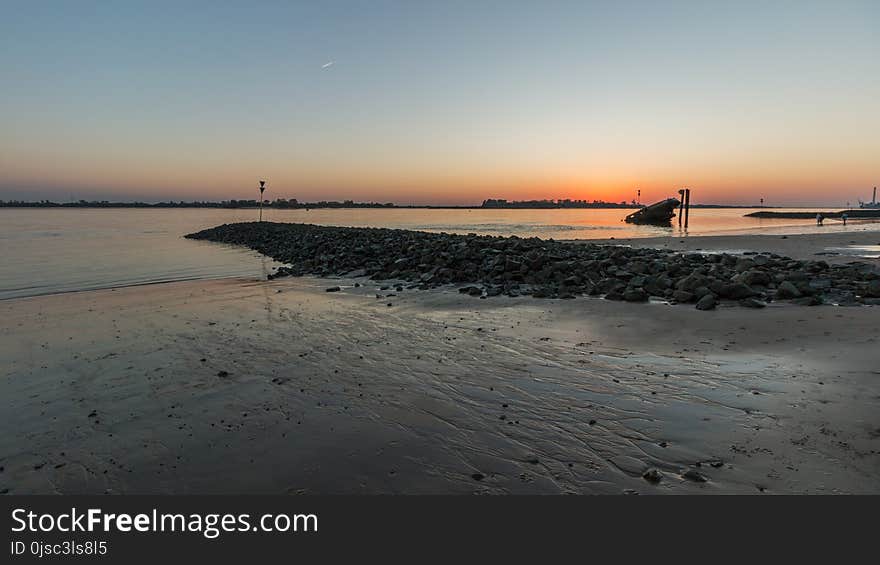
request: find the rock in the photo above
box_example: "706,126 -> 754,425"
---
486,286 -> 503,297
672,290 -> 695,303
471,473 -> 485,481
217,371 -> 229,378
623,288 -> 649,302
676,273 -> 707,292
738,298 -> 766,308
866,280 -> 880,298
642,468 -> 663,484
741,269 -> 771,286
720,283 -> 755,300
605,290 -> 625,301
792,296 -> 822,306
775,281 -> 801,299
325,286 -> 341,292
695,294 -> 717,310
735,258 -> 756,272
682,469 -> 708,483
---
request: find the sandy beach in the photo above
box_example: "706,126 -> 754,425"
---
596,230 -> 880,265
1,231 -> 878,494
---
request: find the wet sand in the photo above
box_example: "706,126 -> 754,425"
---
595,230 -> 880,265
2,252 -> 878,494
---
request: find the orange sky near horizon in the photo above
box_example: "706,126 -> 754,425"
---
3,135 -> 876,206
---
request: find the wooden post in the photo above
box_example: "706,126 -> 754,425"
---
678,189 -> 685,226
684,189 -> 691,229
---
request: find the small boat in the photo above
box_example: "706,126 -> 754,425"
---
624,198 -> 681,225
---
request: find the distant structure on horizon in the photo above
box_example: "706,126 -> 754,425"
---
859,186 -> 879,209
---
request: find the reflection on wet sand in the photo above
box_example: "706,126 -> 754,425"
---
2,277 -> 877,494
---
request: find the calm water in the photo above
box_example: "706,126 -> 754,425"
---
2,207 -> 878,300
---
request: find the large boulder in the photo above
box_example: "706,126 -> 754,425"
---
735,258 -> 756,272
720,283 -> 756,300
695,294 -> 717,310
623,288 -> 649,302
741,269 -> 771,286
775,281 -> 801,299
676,273 -> 707,292
672,290 -> 696,303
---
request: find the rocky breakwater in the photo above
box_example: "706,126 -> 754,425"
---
186,222 -> 880,309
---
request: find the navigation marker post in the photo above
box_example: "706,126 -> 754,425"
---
259,180 -> 266,222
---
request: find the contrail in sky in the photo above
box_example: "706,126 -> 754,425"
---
321,61 -> 335,69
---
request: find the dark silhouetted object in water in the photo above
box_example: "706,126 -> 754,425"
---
259,180 -> 266,222
675,189 -> 691,227
684,188 -> 691,228
624,197 -> 681,225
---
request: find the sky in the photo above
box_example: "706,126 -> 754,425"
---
1,0 -> 878,206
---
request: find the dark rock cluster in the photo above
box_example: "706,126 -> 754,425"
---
186,222 -> 880,308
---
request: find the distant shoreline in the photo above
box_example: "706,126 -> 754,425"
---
0,200 -> 776,210
745,209 -> 880,219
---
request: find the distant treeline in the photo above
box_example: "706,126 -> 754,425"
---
481,198 -> 636,209
0,198 -> 771,209
0,199 -> 396,209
